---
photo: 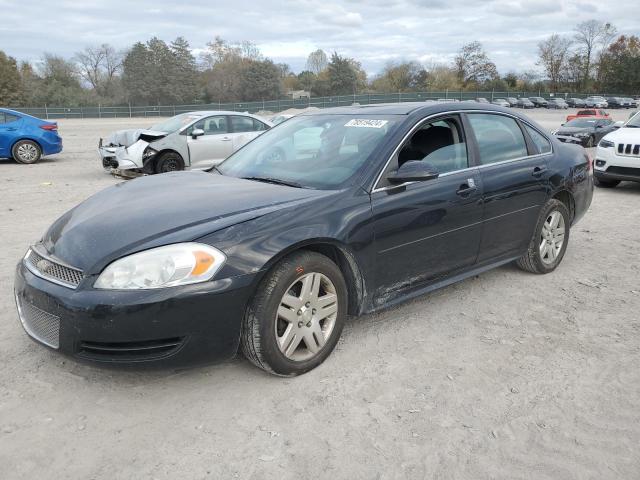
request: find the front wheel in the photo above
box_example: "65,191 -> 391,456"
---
155,152 -> 184,173
12,140 -> 42,164
241,251 -> 347,376
517,199 -> 570,274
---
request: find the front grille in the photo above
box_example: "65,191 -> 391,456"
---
606,166 -> 640,177
25,248 -> 83,288
78,337 -> 184,362
16,296 -> 60,349
617,143 -> 640,156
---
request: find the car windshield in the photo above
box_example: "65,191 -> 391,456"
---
151,113 -> 203,133
565,119 -> 597,128
218,114 -> 402,190
626,112 -> 640,128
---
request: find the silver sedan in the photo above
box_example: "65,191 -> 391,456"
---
99,111 -> 272,174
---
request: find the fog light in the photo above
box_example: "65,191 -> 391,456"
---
595,160 -> 606,167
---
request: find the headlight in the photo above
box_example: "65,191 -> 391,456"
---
598,139 -> 614,148
94,243 -> 226,290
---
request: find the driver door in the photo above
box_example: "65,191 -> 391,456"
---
371,115 -> 483,300
186,115 -> 233,169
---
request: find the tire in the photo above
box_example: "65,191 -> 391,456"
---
594,177 -> 620,188
517,199 -> 570,274
155,151 -> 184,174
241,250 -> 348,376
12,140 -> 41,164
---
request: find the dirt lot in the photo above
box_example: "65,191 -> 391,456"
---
1,108 -> 639,479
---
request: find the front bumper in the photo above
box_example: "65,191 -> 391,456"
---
594,147 -> 640,183
14,260 -> 255,368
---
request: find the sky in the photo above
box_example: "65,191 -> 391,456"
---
0,0 -> 638,77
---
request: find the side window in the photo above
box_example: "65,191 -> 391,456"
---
467,114 -> 528,165
396,116 -> 468,174
524,124 -> 552,154
0,113 -> 5,124
190,116 -> 228,135
253,119 -> 268,131
231,116 -> 256,133
5,113 -> 19,123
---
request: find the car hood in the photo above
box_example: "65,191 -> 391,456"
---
42,171 -> 331,274
557,127 -> 592,135
602,127 -> 640,143
104,128 -> 168,147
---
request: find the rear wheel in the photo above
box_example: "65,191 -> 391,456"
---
517,199 -> 570,274
241,251 -> 347,376
12,140 -> 41,164
594,177 -> 620,188
155,152 -> 184,174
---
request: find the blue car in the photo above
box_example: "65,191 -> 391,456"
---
0,108 -> 62,164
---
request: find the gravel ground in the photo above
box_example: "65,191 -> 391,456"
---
1,108 -> 639,479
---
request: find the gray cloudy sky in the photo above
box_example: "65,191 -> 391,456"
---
0,0 -> 638,75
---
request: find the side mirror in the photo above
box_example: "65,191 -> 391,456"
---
191,128 -> 205,139
388,161 -> 439,184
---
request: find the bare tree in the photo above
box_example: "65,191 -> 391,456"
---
537,34 -> 572,91
574,20 -> 617,88
75,44 -> 122,94
305,49 -> 328,75
454,41 -> 498,86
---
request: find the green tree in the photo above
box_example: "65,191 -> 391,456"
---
327,52 -> 357,95
169,37 -> 199,103
371,61 -> 425,92
240,59 -> 282,101
34,54 -> 85,106
598,35 -> 640,94
0,51 -> 22,105
122,42 -> 153,105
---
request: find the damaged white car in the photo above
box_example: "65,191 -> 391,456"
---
98,111 -> 272,174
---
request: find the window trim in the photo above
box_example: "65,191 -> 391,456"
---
371,109 -> 554,194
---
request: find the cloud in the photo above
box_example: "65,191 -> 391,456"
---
0,0 -> 637,76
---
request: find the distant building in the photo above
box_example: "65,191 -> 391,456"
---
286,90 -> 311,100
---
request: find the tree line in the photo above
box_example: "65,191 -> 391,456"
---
0,19 -> 637,108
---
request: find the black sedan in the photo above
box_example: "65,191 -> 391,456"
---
530,97 -> 548,108
14,103 -> 594,375
553,117 -> 617,147
547,98 -> 569,109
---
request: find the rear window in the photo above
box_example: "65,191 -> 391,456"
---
524,124 -> 552,155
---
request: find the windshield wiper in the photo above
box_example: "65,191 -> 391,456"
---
242,176 -> 304,188
625,125 -> 639,128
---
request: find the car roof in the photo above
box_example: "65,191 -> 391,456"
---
182,110 -> 259,117
299,101 -> 514,116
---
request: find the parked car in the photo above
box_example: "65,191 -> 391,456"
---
621,97 -> 635,108
552,117 -> 617,147
491,98 -> 511,107
566,98 -> 586,108
530,97 -> 549,108
517,98 -> 535,109
475,98 -> 490,103
0,108 -> 62,164
606,97 -> 625,108
15,103 -> 593,374
506,97 -> 519,107
547,98 -> 569,109
593,111 -> 640,188
584,96 -> 608,108
98,111 -> 272,174
565,109 -> 610,123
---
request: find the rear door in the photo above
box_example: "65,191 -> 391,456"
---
0,112 -> 22,158
229,115 -> 269,152
371,114 -> 484,298
465,113 -> 552,263
186,115 -> 233,168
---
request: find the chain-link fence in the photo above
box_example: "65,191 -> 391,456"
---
9,90 -> 630,119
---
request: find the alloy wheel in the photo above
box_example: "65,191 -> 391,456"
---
275,272 -> 338,361
539,210 -> 565,265
16,143 -> 39,162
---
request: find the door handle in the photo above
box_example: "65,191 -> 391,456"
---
532,166 -> 547,177
221,137 -> 232,141
456,184 -> 477,196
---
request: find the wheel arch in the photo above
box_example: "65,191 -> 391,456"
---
146,149 -> 185,173
552,189 -> 575,223
10,137 -> 43,156
257,239 -> 367,316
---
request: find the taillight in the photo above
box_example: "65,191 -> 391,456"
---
40,123 -> 58,131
